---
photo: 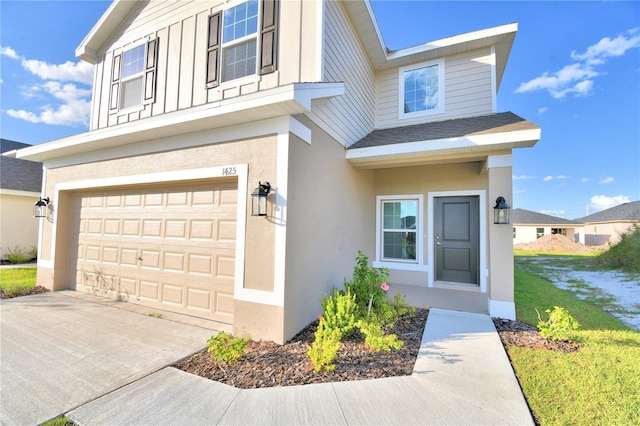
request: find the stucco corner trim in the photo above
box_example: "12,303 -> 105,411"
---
489,299 -> 515,320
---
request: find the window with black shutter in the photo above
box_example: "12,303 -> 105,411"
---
110,38 -> 159,112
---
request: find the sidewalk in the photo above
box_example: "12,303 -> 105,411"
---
68,309 -> 534,425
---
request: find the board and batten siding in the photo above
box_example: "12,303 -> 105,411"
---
307,0 -> 375,148
375,48 -> 494,129
90,0 -> 299,132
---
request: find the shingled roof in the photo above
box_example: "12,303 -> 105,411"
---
512,208 -> 581,226
575,201 -> 640,223
349,112 -> 540,149
1,139 -> 42,193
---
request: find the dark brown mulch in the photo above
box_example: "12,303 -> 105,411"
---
175,308 -> 429,389
493,318 -> 580,353
0,286 -> 50,299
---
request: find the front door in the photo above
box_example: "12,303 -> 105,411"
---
435,196 -> 479,285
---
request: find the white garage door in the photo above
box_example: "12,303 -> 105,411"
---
68,180 -> 237,324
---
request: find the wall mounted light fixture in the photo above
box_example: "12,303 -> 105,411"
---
33,197 -> 51,218
251,182 -> 271,216
493,196 -> 511,224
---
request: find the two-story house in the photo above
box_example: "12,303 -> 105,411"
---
14,0 -> 540,344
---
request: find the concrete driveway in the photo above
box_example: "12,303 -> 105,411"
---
0,291 -> 214,425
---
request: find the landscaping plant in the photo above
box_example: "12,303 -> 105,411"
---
308,251 -> 412,371
593,223 -> 640,272
206,332 -> 249,364
536,305 -> 580,341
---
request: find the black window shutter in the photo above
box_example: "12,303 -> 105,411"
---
109,54 -> 121,112
259,0 -> 279,75
144,38 -> 158,102
206,12 -> 222,87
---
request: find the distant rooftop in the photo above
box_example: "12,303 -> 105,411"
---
512,208 -> 581,226
575,201 -> 640,223
1,139 -> 42,193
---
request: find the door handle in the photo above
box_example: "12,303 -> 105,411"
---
436,236 -> 442,245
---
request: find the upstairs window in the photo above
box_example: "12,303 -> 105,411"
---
207,0 -> 279,87
399,60 -> 444,119
222,0 -> 259,82
120,44 -> 145,109
110,39 -> 158,113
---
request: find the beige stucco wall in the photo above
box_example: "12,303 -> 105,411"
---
581,222 -> 637,246
487,163 -> 513,306
282,115 -> 376,341
0,192 -> 40,259
36,134 -> 282,338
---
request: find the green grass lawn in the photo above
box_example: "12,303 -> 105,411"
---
512,263 -> 640,425
0,267 -> 37,297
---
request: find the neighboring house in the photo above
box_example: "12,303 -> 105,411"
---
512,208 -> 582,244
11,0 -> 540,343
0,139 -> 43,260
575,201 -> 640,246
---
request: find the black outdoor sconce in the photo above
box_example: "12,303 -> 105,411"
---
493,196 -> 511,224
251,182 -> 271,216
33,197 -> 51,218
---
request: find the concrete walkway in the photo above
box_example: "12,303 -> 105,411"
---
1,291 -> 533,425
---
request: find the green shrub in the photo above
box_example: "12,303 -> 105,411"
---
308,318 -> 341,372
206,332 -> 249,363
5,246 -> 36,264
357,320 -> 404,352
320,289 -> 357,339
536,306 -> 581,341
344,250 -> 390,317
594,224 -> 640,272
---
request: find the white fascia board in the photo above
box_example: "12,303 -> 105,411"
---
76,0 -> 137,64
346,128 -> 541,163
387,23 -> 518,62
0,189 -> 41,197
15,83 -> 343,163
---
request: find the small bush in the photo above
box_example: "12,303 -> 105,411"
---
308,317 -> 341,372
320,289 -> 357,339
207,332 -> 249,364
593,224 -> 640,272
5,246 -> 36,264
344,250 -> 390,317
357,320 -> 404,352
536,306 -> 580,341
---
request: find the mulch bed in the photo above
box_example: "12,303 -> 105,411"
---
0,286 -> 50,299
175,308 -> 429,389
493,318 -> 580,353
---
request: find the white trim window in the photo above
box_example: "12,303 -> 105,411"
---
376,195 -> 424,269
222,0 -> 259,82
399,59 -> 444,119
120,44 -> 145,109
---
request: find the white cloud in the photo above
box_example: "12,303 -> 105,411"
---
6,82 -> 91,126
21,59 -> 94,85
571,28 -> 640,62
537,106 -> 548,115
580,178 -> 589,183
2,46 -> 93,127
599,177 -> 615,184
588,195 -> 631,212
541,209 -> 566,217
516,28 -> 640,99
544,175 -> 569,181
513,175 -> 534,180
0,46 -> 19,59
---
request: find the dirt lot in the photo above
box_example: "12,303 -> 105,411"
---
515,234 -> 606,253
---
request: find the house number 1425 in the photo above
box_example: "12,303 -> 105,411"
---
222,167 -> 236,176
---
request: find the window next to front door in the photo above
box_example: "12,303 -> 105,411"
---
375,195 -> 425,271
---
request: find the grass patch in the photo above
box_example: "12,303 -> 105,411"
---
511,265 -> 640,424
41,416 -> 75,426
593,224 -> 640,272
0,267 -> 37,297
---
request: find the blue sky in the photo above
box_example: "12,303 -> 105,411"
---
1,1 -> 638,219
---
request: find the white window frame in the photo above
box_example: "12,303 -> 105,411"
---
220,0 -> 260,84
374,194 -> 427,271
398,59 -> 445,119
119,40 -> 147,111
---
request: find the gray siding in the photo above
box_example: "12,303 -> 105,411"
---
308,0 -> 375,148
376,48 -> 494,129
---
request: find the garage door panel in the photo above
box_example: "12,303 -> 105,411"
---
69,181 -> 237,324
